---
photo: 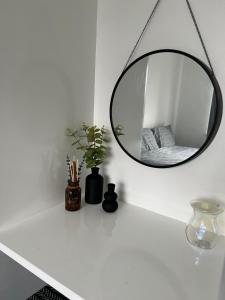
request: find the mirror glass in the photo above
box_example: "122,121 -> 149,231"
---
110,50 -> 222,168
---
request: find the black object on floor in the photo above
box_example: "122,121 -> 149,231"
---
26,285 -> 69,300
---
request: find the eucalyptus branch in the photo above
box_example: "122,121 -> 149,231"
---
66,123 -> 109,169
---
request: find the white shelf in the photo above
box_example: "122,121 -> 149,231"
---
0,201 -> 224,300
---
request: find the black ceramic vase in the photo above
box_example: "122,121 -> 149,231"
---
102,183 -> 118,213
85,167 -> 103,204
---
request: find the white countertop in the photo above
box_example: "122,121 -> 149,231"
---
0,201 -> 224,300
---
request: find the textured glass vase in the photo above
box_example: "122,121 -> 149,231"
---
186,199 -> 224,249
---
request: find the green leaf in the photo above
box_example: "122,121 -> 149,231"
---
96,139 -> 103,144
87,135 -> 94,142
87,127 -> 95,142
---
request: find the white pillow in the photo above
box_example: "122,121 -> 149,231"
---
158,125 -> 175,147
141,128 -> 159,151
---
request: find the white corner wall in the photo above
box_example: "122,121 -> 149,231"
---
0,0 -> 97,229
112,57 -> 148,159
143,53 -> 183,132
175,57 -> 213,148
94,0 -> 225,233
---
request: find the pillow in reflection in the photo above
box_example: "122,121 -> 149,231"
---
151,127 -> 161,147
157,125 -> 175,147
141,128 -> 159,151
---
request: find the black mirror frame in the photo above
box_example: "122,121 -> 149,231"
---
110,49 -> 223,168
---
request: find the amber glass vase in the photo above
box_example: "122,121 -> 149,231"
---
65,181 -> 81,211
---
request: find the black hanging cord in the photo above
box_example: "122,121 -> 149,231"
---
123,0 -> 161,71
185,0 -> 215,75
123,0 -> 215,76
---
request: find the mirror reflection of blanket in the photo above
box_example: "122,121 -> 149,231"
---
141,145 -> 198,166
141,126 -> 198,166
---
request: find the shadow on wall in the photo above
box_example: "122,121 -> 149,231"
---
0,60 -> 74,230
101,154 -> 126,203
101,130 -> 127,203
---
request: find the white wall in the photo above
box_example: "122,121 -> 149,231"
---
175,57 -> 214,148
94,0 -> 225,233
112,57 -> 148,158
0,0 -> 97,229
143,53 -> 183,133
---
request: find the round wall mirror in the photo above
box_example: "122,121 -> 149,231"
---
110,49 -> 223,168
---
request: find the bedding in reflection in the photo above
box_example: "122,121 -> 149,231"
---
140,125 -> 198,166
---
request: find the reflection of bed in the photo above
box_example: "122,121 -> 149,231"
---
141,145 -> 198,165
141,126 -> 198,166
